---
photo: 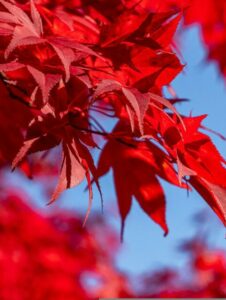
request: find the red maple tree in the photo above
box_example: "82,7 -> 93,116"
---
0,0 -> 225,239
1,1 -> 226,298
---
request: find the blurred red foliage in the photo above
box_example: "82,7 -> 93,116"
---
0,187 -> 225,299
140,240 -> 226,298
0,188 -> 133,300
183,0 -> 226,78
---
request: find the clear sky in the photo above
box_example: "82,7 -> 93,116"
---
6,25 -> 226,278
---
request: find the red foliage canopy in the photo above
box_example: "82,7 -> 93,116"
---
0,0 -> 225,237
0,187 -> 225,299
0,188 -> 132,299
180,0 -> 226,77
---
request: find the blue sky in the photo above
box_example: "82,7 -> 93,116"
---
6,25 -> 226,278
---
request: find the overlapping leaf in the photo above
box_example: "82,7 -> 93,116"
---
0,0 -> 225,236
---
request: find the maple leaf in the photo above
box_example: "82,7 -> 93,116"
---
100,9 -> 149,47
1,0 -> 45,59
50,139 -> 86,203
27,65 -> 62,103
94,79 -> 184,135
93,79 -> 145,134
11,104 -> 102,222
189,177 -> 226,226
95,121 -> 187,237
161,115 -> 226,225
97,139 -> 169,239
1,0 -> 101,84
